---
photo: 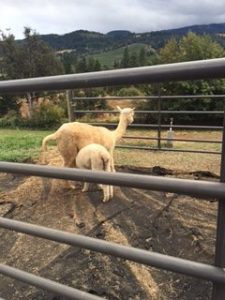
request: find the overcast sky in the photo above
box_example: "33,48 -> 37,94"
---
1,0 -> 225,39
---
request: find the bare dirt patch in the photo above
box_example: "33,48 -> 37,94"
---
0,147 -> 220,300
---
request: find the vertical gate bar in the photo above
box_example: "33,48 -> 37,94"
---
212,110 -> 225,299
66,90 -> 73,122
157,86 -> 162,149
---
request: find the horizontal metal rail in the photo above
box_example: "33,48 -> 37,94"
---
72,109 -> 224,114
1,217 -> 225,284
0,264 -> 103,300
88,122 -> 222,130
124,136 -> 222,144
0,162 -> 224,198
117,145 -> 221,155
1,58 -> 225,93
72,95 -> 225,100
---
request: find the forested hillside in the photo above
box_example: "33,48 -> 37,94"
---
36,23 -> 225,53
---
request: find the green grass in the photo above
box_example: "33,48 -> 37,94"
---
0,128 -> 221,163
0,129 -> 52,162
89,43 -> 153,68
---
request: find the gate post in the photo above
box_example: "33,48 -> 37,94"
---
157,85 -> 162,150
212,111 -> 225,299
66,90 -> 73,122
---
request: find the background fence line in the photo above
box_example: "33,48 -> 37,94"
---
69,94 -> 224,154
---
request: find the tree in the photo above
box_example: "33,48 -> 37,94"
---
76,57 -> 87,73
139,47 -> 147,66
22,27 -> 64,77
0,28 -> 64,116
1,28 -> 64,79
0,31 -> 25,79
94,59 -> 101,71
157,32 -> 225,95
141,33 -> 225,125
60,52 -> 77,74
158,38 -> 179,64
87,57 -> 102,72
87,57 -> 96,72
120,47 -> 130,68
129,52 -> 138,67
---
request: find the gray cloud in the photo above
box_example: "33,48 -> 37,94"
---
0,0 -> 225,38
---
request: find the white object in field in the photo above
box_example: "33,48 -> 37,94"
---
166,118 -> 174,148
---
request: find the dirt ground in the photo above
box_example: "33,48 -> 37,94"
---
0,145 -> 221,300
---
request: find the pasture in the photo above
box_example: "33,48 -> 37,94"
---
89,43 -> 153,68
0,128 -> 221,175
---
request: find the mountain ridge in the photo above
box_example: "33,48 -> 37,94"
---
20,22 -> 225,53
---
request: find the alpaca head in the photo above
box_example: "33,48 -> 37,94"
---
117,106 -> 135,125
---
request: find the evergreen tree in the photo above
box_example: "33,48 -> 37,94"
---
58,52 -> 77,74
76,57 -> 87,73
139,47 -> 147,66
94,59 -> 101,71
120,47 -> 130,68
113,60 -> 120,69
87,57 -> 96,72
129,52 -> 138,67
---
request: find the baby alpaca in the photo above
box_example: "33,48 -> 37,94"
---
76,143 -> 114,202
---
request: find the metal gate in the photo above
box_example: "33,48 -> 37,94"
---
0,58 -> 225,299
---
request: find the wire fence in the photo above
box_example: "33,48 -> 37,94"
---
68,94 -> 225,155
0,58 -> 225,299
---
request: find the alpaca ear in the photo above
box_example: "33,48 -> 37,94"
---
117,106 -> 122,112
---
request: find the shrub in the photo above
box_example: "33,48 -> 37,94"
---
117,86 -> 143,97
28,102 -> 66,128
0,103 -> 67,129
0,110 -> 20,128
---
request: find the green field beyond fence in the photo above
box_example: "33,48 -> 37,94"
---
0,129 -> 52,162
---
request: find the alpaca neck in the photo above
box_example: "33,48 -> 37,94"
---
114,115 -> 128,142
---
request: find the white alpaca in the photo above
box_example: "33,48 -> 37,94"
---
41,106 -> 134,173
76,143 -> 114,202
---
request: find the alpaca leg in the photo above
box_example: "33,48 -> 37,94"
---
109,160 -> 115,199
40,149 -> 47,165
102,185 -> 110,202
98,183 -> 103,190
63,157 -> 76,189
58,140 -> 78,189
108,185 -> 113,199
111,156 -> 116,172
82,182 -> 90,192
103,157 -> 111,201
91,157 -> 108,201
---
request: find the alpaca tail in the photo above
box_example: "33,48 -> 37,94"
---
41,133 -> 58,152
41,133 -> 58,164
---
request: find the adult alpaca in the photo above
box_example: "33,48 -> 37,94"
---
41,106 -> 134,170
